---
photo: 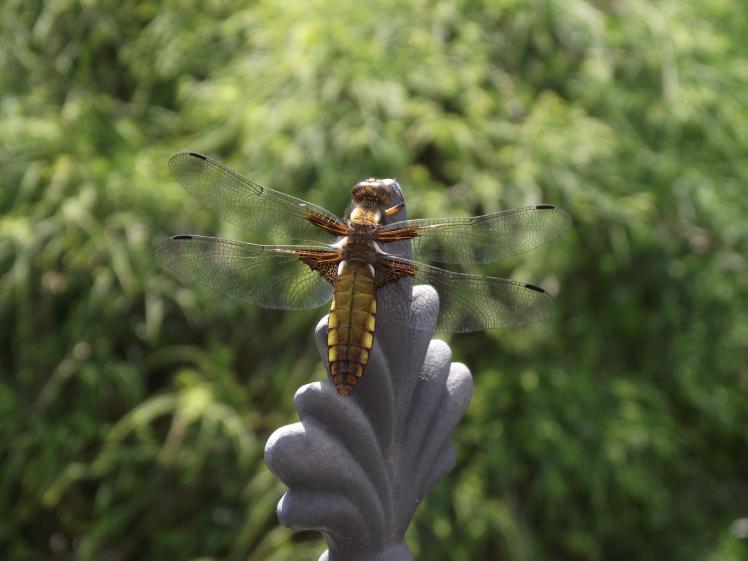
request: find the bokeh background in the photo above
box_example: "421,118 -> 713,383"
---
2,0 -> 748,560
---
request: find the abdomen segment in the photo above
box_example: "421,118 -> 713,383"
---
327,262 -> 377,395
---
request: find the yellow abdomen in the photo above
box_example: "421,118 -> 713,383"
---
327,261 -> 377,395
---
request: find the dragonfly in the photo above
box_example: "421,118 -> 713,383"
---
157,152 -> 571,396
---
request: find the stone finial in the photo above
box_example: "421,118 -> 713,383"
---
265,283 -> 473,561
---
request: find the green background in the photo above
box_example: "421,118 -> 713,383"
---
2,0 -> 747,560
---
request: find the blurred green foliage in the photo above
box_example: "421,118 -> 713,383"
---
2,0 -> 747,560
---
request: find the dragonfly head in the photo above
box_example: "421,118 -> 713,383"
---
349,178 -> 405,224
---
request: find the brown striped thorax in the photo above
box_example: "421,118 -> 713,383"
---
160,152 -> 570,397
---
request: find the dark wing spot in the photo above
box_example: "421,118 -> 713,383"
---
535,204 -> 555,210
188,152 -> 207,160
524,283 -> 546,293
173,235 -> 194,240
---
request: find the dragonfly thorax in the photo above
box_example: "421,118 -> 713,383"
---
339,225 -> 379,265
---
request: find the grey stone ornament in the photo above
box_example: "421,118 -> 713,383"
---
264,282 -> 473,561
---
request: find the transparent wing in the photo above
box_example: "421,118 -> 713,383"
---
169,152 -> 348,245
377,205 -> 571,264
156,235 -> 337,310
376,256 -> 557,332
